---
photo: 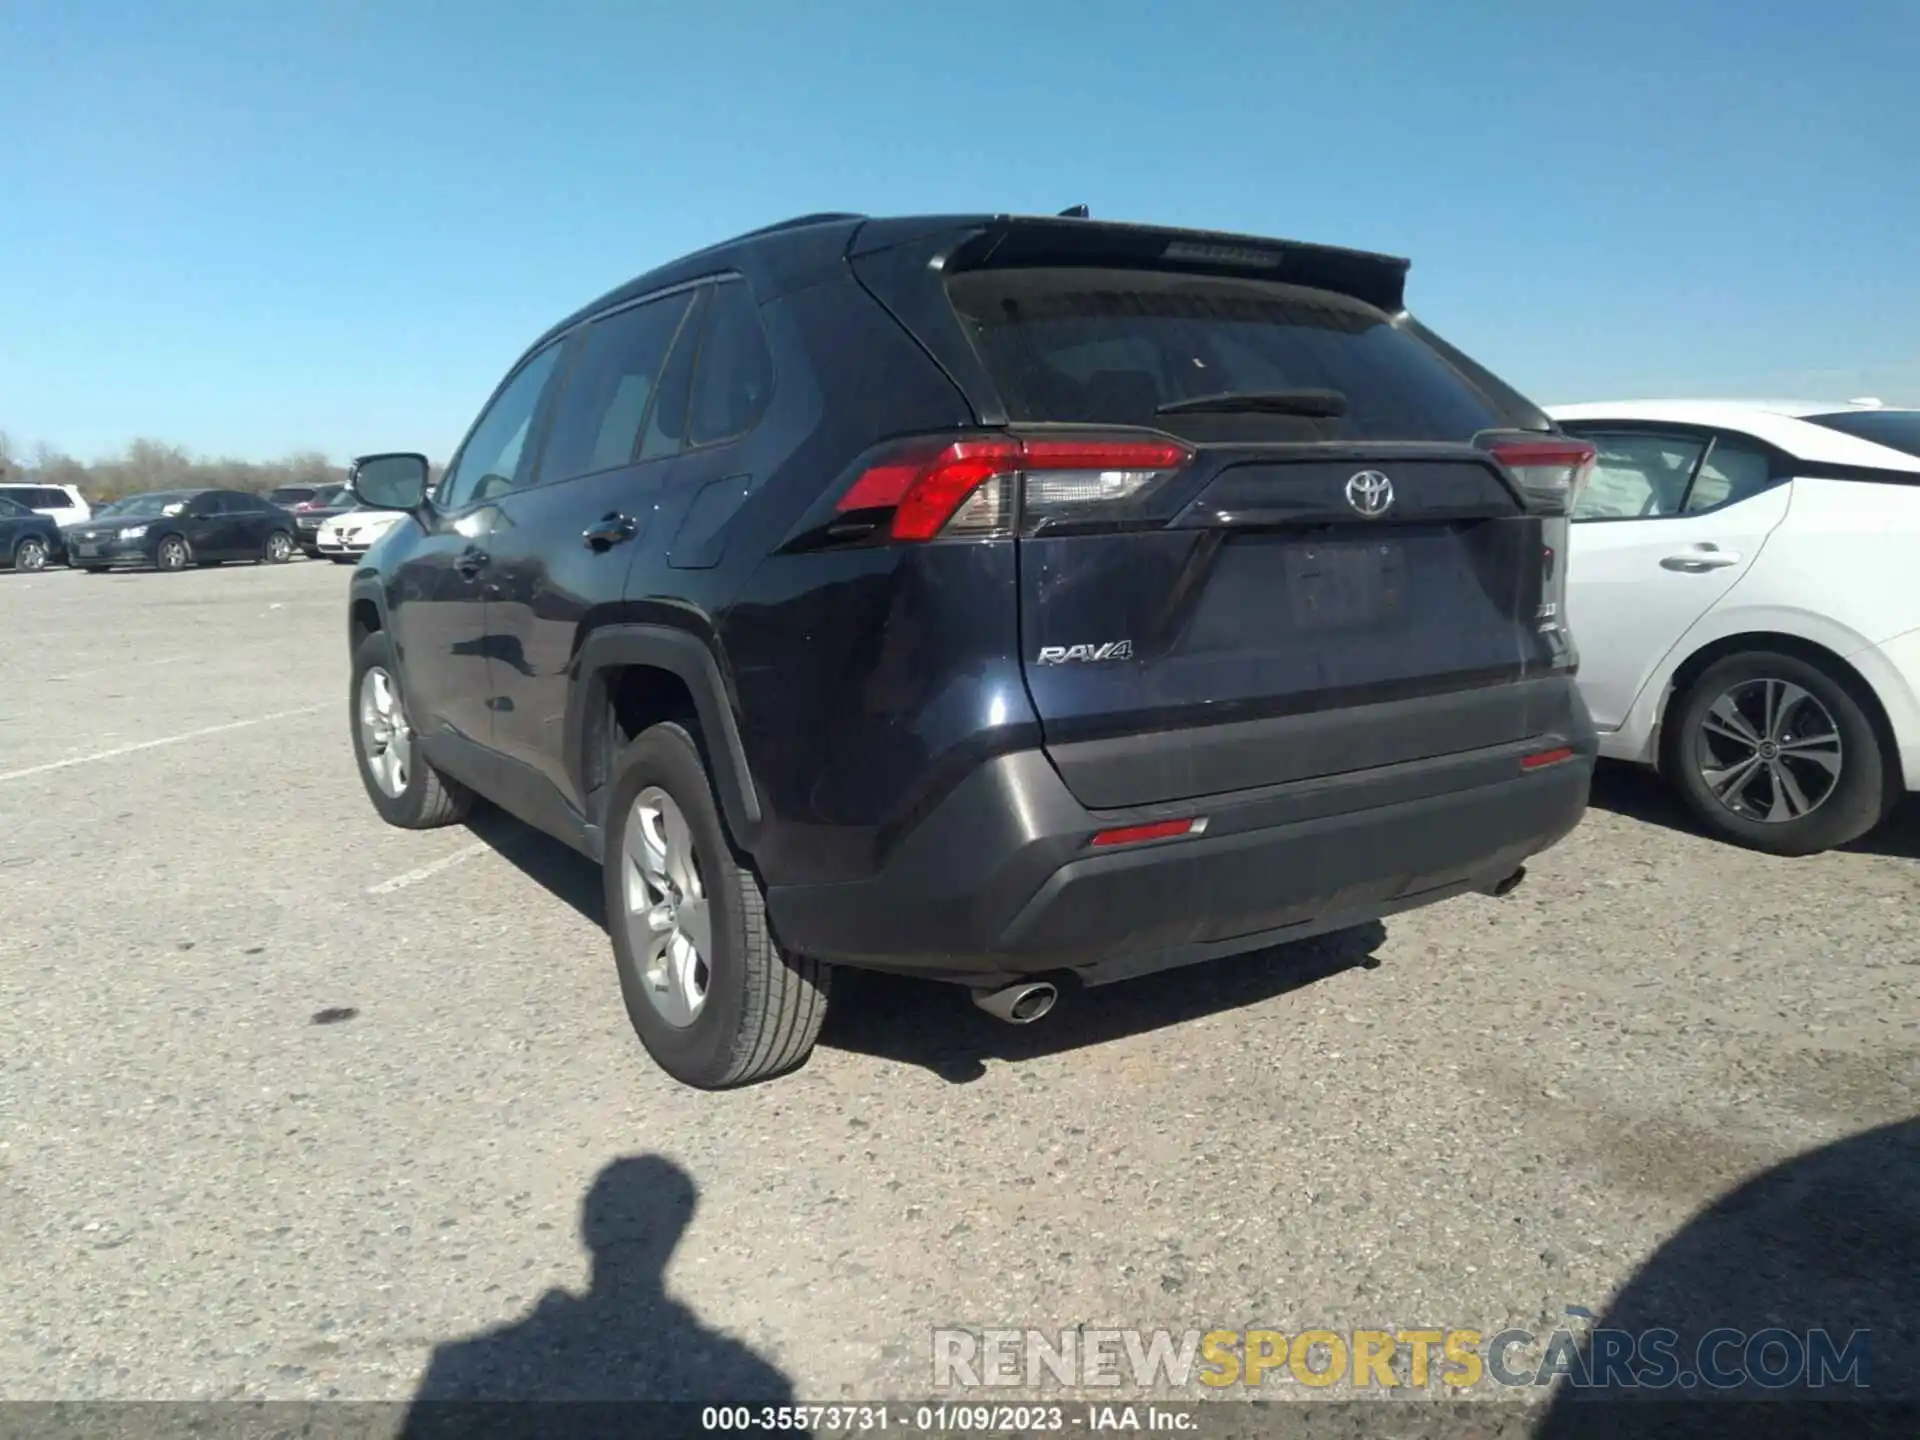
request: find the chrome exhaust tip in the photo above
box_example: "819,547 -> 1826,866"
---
971,981 -> 1058,1025
1478,865 -> 1528,898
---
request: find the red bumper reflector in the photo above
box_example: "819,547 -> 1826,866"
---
1521,746 -> 1575,771
1090,818 -> 1198,848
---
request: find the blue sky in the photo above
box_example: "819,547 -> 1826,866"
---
2,0 -> 1914,463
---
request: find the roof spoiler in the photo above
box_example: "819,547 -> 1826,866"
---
852,214 -> 1410,314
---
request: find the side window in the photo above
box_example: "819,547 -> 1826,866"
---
686,280 -> 775,447
1570,431 -> 1706,521
0,496 -> 26,518
192,493 -> 227,516
638,288 -> 709,461
1685,435 -> 1775,513
536,292 -> 695,485
439,343 -> 565,509
34,488 -> 70,510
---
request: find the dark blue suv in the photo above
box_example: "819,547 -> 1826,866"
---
346,211 -> 1597,1088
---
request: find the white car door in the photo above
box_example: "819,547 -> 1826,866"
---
1564,429 -> 1792,731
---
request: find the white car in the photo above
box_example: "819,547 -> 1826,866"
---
1550,398 -> 1920,854
0,482 -> 90,529
315,507 -> 405,563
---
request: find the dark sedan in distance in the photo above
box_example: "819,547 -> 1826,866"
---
0,493 -> 64,572
289,483 -> 356,557
65,488 -> 299,572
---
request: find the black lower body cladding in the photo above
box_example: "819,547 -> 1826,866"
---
763,679 -> 1597,988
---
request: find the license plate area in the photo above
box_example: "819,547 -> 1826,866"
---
1284,539 -> 1406,630
77,542 -> 101,557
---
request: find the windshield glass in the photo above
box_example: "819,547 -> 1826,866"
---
1802,410 -> 1920,460
113,491 -> 198,518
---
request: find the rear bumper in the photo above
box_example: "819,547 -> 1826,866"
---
764,694 -> 1597,987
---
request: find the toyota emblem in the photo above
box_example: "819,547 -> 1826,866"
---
1344,470 -> 1395,518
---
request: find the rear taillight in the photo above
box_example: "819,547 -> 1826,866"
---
834,434 -> 1191,542
1477,434 -> 1592,673
1483,437 -> 1596,517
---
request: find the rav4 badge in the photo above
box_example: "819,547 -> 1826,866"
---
1035,641 -> 1134,665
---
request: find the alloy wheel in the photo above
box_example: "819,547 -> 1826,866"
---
1693,677 -> 1843,824
16,538 -> 46,572
158,537 -> 188,571
620,786 -> 712,1029
358,665 -> 413,798
267,532 -> 292,562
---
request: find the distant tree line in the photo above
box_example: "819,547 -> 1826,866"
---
0,431 -> 442,503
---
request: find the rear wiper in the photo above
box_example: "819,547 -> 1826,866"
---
1156,388 -> 1348,419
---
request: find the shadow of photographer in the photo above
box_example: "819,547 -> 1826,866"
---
401,1154 -> 790,1436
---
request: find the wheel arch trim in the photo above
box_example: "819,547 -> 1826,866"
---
568,624 -> 763,845
347,580 -> 388,648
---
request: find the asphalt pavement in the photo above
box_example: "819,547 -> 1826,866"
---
1,560 -> 1914,1405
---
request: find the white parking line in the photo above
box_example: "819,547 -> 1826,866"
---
0,704 -> 329,784
367,841 -> 492,895
41,653 -> 197,683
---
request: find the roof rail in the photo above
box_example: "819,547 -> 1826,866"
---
731,212 -> 867,242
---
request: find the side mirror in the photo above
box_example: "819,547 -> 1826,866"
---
351,452 -> 431,511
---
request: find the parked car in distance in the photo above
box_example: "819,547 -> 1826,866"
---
65,488 -> 299,572
292,484 -> 357,557
345,209 -> 1598,1089
0,481 -> 90,529
265,484 -> 330,510
0,493 -> 65,572
1552,398 -> 1920,854
315,506 -> 405,563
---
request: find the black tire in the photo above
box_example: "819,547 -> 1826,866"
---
603,722 -> 830,1089
12,536 -> 49,572
1664,649 -> 1892,856
155,534 -> 192,572
301,547 -> 321,559
349,630 -> 472,828
264,530 -> 294,564
330,555 -> 355,565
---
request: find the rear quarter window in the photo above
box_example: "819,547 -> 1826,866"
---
1802,410 -> 1920,461
687,280 -> 776,446
946,267 -> 1508,441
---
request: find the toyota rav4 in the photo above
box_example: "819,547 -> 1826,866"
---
346,211 -> 1598,1089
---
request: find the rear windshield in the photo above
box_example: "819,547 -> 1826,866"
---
1802,410 -> 1920,460
946,267 -> 1507,441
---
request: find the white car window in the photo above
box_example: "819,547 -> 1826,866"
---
1572,433 -> 1706,520
1685,436 -> 1774,513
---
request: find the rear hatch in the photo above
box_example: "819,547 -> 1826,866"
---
850,220 -> 1581,808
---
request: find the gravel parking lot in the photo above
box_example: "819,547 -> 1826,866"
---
2,560 -> 1914,1406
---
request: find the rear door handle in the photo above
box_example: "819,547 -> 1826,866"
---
582,513 -> 638,551
456,547 -> 490,578
1660,545 -> 1741,572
